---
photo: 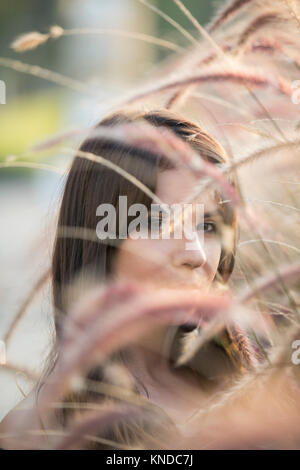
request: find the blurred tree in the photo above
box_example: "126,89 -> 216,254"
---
0,0 -> 58,94
152,0 -> 220,61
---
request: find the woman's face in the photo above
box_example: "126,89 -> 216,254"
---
114,167 -> 222,291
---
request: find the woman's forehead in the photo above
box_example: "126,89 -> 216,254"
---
155,167 -> 219,210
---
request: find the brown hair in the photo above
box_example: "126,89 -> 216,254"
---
52,108 -> 237,336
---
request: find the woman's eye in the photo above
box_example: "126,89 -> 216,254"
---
196,221 -> 216,233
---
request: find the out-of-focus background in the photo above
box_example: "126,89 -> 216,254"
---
0,0 -> 221,421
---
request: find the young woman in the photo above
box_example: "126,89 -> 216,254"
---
0,108 -> 258,449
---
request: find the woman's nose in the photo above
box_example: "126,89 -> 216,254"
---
171,235 -> 207,269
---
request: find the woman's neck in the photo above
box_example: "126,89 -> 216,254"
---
124,342 -> 209,425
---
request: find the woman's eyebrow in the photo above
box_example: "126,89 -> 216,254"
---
203,210 -> 219,218
148,206 -> 220,217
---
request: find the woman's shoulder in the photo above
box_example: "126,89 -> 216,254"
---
0,387 -> 44,449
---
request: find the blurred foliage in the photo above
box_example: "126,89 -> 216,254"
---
0,90 -> 62,162
0,0 -> 58,93
152,0 -> 218,60
0,0 -> 222,170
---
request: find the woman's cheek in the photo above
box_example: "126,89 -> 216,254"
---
115,238 -> 172,282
